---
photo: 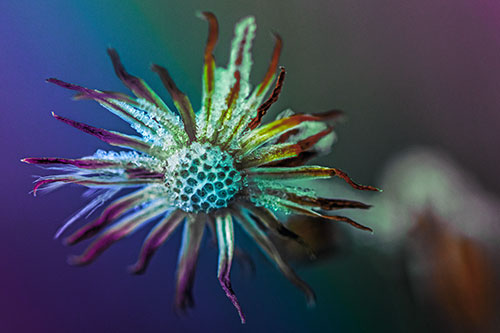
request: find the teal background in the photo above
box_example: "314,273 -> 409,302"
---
1,1 -> 499,332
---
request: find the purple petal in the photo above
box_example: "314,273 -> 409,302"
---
216,214 -> 246,324
33,175 -> 159,195
107,48 -> 166,109
47,78 -> 150,129
151,64 -> 197,142
65,187 -> 154,245
129,209 -> 186,274
52,113 -> 152,153
69,200 -> 168,266
22,157 -> 118,169
174,214 -> 205,309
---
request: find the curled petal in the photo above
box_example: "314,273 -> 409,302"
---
69,200 -> 169,266
233,209 -> 316,307
246,166 -> 380,191
129,209 -> 186,275
247,66 -> 285,130
283,192 -> 371,210
216,214 -> 245,323
282,204 -> 373,232
174,214 -> 206,310
255,33 -> 282,98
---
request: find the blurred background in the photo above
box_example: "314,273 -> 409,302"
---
1,0 -> 499,332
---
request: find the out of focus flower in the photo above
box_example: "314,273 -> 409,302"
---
357,148 -> 500,331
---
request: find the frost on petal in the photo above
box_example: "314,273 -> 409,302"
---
205,16 -> 256,143
51,113 -> 154,155
197,12 -> 219,138
216,214 -> 245,323
226,35 -> 283,144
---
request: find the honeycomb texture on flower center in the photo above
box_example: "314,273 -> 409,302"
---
165,142 -> 242,213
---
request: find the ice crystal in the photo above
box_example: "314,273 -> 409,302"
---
23,13 -> 379,323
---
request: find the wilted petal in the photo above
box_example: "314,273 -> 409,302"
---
247,66 -> 285,130
246,166 -> 380,191
282,203 -> 373,232
216,213 -> 245,323
174,214 -> 206,310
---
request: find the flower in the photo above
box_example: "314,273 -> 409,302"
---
23,13 -> 378,323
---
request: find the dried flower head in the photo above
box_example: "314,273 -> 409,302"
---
23,13 -> 378,323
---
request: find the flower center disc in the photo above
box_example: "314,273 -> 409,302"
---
165,142 -> 242,213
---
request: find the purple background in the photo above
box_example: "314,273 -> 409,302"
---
1,1 -> 499,332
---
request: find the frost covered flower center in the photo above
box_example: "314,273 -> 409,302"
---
165,142 -> 242,213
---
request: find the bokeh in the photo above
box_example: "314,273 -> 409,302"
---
1,1 -> 499,332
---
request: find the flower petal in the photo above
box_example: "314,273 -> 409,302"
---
107,48 -> 168,110
240,203 -> 315,259
51,113 -> 154,154
174,214 -> 206,310
280,204 -> 373,232
65,187 -> 155,245
47,78 -> 152,131
151,64 -> 197,142
239,114 -> 322,156
211,16 -> 256,143
233,209 -> 316,307
246,166 -> 380,191
22,157 -> 119,169
247,66 -> 285,130
69,200 -> 169,266
129,209 -> 186,274
198,12 -> 219,136
216,213 -> 245,324
283,193 -> 372,210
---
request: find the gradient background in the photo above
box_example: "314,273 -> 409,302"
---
2,1 -> 500,332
